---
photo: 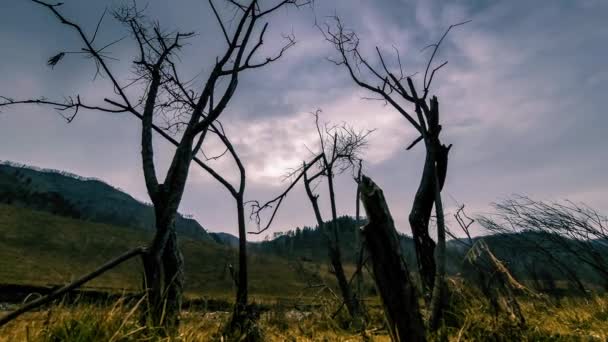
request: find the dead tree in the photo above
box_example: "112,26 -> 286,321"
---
250,111 -> 371,324
448,203 -> 588,296
322,17 -> 469,327
359,175 -> 426,342
464,240 -> 528,326
196,122 -> 254,331
447,203 -> 532,326
1,0 -> 304,333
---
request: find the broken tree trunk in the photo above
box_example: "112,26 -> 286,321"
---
0,246 -> 147,328
428,126 -> 449,330
359,175 -> 426,342
465,240 -> 529,326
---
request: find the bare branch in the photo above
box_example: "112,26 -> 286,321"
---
422,20 -> 471,96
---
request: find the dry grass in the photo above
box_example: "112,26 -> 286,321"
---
1,293 -> 607,341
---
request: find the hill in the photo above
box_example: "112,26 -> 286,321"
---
209,232 -> 240,248
0,161 -> 605,297
0,161 -> 211,242
251,216 -> 418,266
0,204 -> 350,299
255,217 -> 607,291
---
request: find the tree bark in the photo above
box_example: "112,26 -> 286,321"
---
359,175 -> 426,342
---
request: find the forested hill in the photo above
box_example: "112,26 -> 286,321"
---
251,216 -> 418,266
0,161 -> 212,242
252,216 -> 607,289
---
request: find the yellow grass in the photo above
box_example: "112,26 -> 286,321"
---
1,294 -> 607,341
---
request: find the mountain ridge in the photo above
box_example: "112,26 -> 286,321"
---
0,161 -> 211,242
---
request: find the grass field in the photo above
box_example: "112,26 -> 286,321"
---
1,292 -> 607,341
2,204 -> 608,341
0,204 -> 355,299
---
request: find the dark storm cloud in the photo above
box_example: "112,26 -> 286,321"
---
1,0 -> 607,238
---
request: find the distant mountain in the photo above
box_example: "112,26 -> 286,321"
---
0,161 -> 212,242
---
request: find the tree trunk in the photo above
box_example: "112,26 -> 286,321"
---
301,164 -> 363,323
355,163 -> 364,303
140,136 -> 193,333
359,175 -> 426,342
428,145 -> 447,330
142,250 -> 163,327
329,241 -> 362,322
142,205 -> 184,335
327,167 -> 364,323
408,144 -> 449,294
230,197 -> 249,329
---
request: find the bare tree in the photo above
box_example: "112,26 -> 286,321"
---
1,0 -> 305,333
193,121 -> 254,332
250,111 -> 371,325
301,112 -> 370,325
321,16 -> 469,328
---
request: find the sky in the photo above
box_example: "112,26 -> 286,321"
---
0,0 -> 607,240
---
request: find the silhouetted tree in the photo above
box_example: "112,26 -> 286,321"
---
250,111 -> 371,325
322,17 -> 469,328
301,112 -> 370,325
194,121 -> 256,334
1,0 -> 305,333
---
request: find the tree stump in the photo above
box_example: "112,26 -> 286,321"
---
359,175 -> 426,342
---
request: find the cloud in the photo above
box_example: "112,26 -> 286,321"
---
0,0 -> 607,239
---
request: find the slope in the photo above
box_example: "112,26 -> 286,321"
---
0,162 -> 211,242
0,204 -> 344,299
